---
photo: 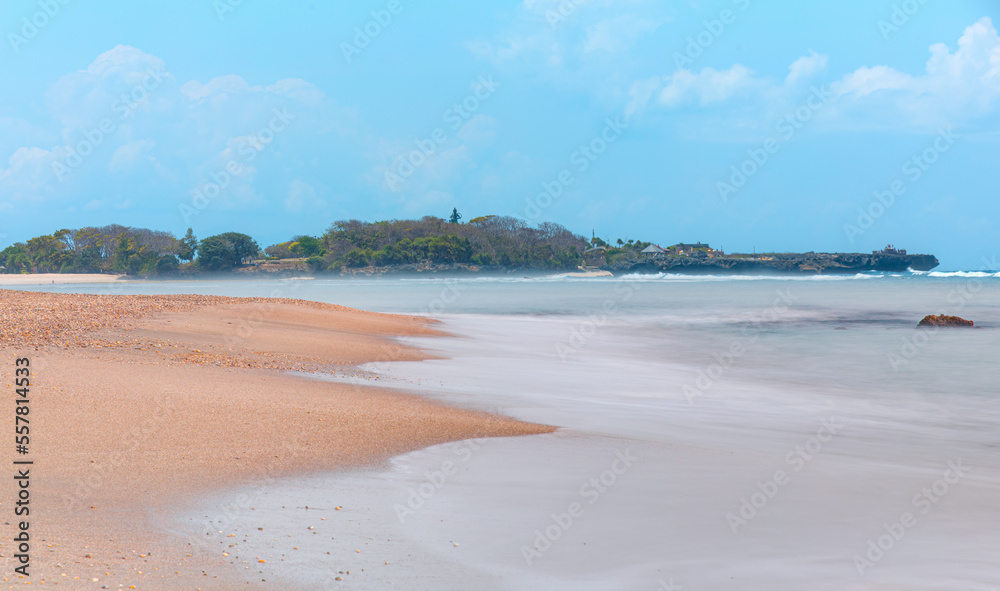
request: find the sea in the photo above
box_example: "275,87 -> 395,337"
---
17,271 -> 1000,590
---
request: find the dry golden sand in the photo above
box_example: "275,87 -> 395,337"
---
0,290 -> 554,589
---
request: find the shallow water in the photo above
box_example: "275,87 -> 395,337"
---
17,274 -> 1000,589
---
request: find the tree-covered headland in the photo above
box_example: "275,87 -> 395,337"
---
0,212 -> 597,276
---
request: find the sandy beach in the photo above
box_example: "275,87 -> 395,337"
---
0,274 -> 124,285
0,290 -> 553,589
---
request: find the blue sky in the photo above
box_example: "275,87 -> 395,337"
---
1,0 -> 997,269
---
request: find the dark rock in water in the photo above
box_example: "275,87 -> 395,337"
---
917,314 -> 974,328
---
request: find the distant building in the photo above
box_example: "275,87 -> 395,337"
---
874,244 -> 907,255
583,245 -> 607,266
673,242 -> 711,253
640,244 -> 667,256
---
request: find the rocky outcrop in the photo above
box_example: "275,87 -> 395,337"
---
917,315 -> 974,328
602,252 -> 939,275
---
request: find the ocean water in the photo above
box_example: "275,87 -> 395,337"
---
16,273 -> 1000,589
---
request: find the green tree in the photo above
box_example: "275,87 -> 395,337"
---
316,216 -> 588,271
112,235 -> 134,273
155,254 -> 180,274
290,235 -> 324,257
0,244 -> 30,273
449,208 -> 462,224
0,225 -> 182,276
218,232 -> 260,263
178,228 -> 198,262
197,232 -> 260,270
25,234 -> 64,272
197,236 -> 237,271
342,248 -> 372,268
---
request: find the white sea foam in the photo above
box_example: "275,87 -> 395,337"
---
617,272 -> 883,281
167,279 -> 1000,590
926,270 -> 999,278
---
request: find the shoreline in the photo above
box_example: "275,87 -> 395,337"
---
0,290 -> 554,589
0,260 -> 966,287
280,312 -> 1000,590
0,273 -> 124,285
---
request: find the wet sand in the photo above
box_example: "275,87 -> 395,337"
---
0,291 -> 553,589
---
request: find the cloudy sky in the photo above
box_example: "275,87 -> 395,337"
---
1,0 -> 997,268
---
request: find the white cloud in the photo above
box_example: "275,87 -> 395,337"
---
786,51 -> 828,86
0,147 -> 56,199
659,64 -> 761,107
284,179 -> 325,214
108,140 -> 156,173
265,79 -> 327,107
473,0 -> 669,71
0,45 -> 350,215
625,76 -> 661,118
0,147 -> 58,215
633,51 -> 827,114
180,75 -> 251,101
45,45 -> 173,134
455,115 -> 500,143
0,147 -> 52,181
87,44 -> 161,77
583,14 -> 663,54
0,117 -> 54,148
627,17 -> 1000,131
180,75 -> 325,106
368,114 -> 502,198
832,65 -> 912,97
829,16 -> 1000,126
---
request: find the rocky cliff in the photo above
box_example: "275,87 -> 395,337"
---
602,252 -> 939,275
